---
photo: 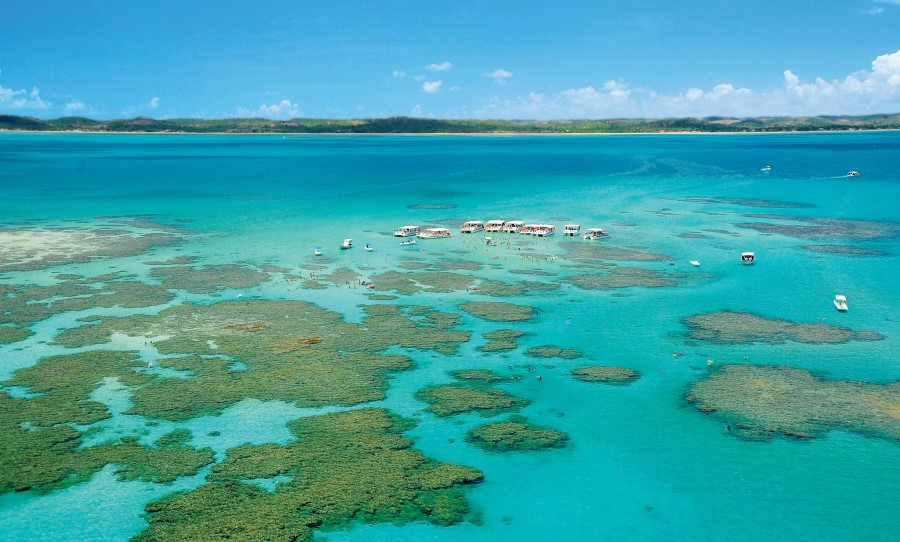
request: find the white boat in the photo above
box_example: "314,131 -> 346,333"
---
564,224 -> 581,236
364,244 -> 374,251
741,251 -> 755,265
393,225 -> 421,237
400,238 -> 417,246
834,295 -> 848,312
417,227 -> 451,239
314,246 -> 322,256
761,165 -> 772,172
502,220 -> 524,233
534,224 -> 555,237
484,236 -> 495,245
847,171 -> 860,177
583,228 -> 610,240
460,221 -> 485,233
485,220 -> 505,232
340,238 -> 353,250
690,260 -> 700,267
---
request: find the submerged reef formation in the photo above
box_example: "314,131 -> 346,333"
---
686,365 -> 900,441
0,325 -> 32,344
571,366 -> 641,385
562,242 -> 670,263
800,245 -> 888,257
149,264 -> 269,294
416,385 -> 528,417
134,408 -> 484,542
566,267 -> 680,290
682,197 -> 816,209
0,219 -> 182,272
0,350 -> 214,494
736,214 -> 900,240
465,415 -> 569,452
526,346 -> 583,359
477,329 -> 526,353
450,369 -> 505,383
52,300 -> 469,420
459,302 -> 535,322
683,311 -> 883,344
371,270 -> 475,295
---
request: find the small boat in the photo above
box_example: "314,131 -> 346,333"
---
834,295 -> 848,312
564,224 -> 581,237
417,227 -> 451,239
761,165 -> 772,172
583,228 -> 610,240
690,260 -> 700,267
847,171 -> 860,177
314,246 -> 322,256
485,220 -> 505,232
364,244 -> 374,252
484,236 -> 495,245
741,251 -> 755,265
340,239 -> 353,250
400,238 -> 417,246
393,225 -> 421,237
460,221 -> 485,233
502,220 -> 525,233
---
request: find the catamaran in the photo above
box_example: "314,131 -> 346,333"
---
502,220 -> 524,233
485,220 -> 505,232
564,224 -> 581,236
583,228 -> 610,240
460,221 -> 485,233
417,228 -> 451,239
393,225 -> 421,237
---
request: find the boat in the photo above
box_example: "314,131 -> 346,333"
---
485,220 -> 505,232
847,171 -> 860,177
460,221 -> 485,233
484,236 -> 495,245
314,246 -> 322,256
340,239 -> 353,250
364,244 -> 374,251
393,225 -> 421,237
583,228 -> 610,240
564,224 -> 581,236
502,220 -> 524,233
417,228 -> 451,239
761,165 -> 772,172
400,238 -> 417,246
520,224 -> 555,236
690,260 -> 700,267
834,295 -> 848,312
741,251 -> 755,265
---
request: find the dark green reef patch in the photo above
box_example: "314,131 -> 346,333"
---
563,243 -> 670,263
686,365 -> 900,441
571,366 -> 640,385
0,325 -> 32,344
800,244 -> 889,257
683,311 -> 884,344
526,346 -> 583,359
682,197 -> 816,209
416,385 -> 528,417
566,267 -> 679,290
736,215 -> 900,240
459,302 -> 535,322
371,270 -> 475,295
134,408 -> 483,542
144,256 -> 198,266
52,300 -> 469,420
477,329 -> 526,353
149,264 -> 269,294
450,370 -> 505,383
465,415 -> 569,452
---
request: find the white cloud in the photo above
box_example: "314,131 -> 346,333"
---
863,7 -> 884,14
0,82 -> 51,111
476,49 -> 900,119
425,61 -> 452,72
484,69 -> 513,84
422,80 -> 442,94
148,96 -> 159,108
65,100 -> 85,112
238,99 -> 302,119
411,104 -> 423,116
392,70 -> 407,78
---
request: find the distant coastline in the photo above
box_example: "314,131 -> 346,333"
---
2,114 -> 900,134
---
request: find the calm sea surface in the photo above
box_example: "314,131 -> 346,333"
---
1,132 -> 898,541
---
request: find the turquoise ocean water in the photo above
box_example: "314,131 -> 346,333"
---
0,132 -> 898,541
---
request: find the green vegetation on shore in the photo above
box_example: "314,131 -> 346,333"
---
3,114 -> 900,134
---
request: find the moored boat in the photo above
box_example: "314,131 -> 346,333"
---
741,251 -> 755,265
502,220 -> 524,233
583,228 -> 610,240
393,225 -> 421,237
400,238 -> 417,246
460,221 -> 485,233
485,220 -> 505,232
340,239 -> 353,249
564,224 -> 581,236
364,243 -> 374,251
834,295 -> 848,311
417,227 -> 451,239
533,224 -> 555,236
314,246 -> 322,256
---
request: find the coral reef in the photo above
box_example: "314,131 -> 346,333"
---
149,264 -> 269,294
477,329 -> 526,353
459,302 -> 535,322
450,370 -> 505,383
566,267 -> 679,290
465,416 -> 569,452
571,366 -> 640,385
526,346 -> 583,359
416,385 -> 528,417
683,311 -> 884,344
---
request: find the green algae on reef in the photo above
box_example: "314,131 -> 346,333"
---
562,242 -> 670,263
52,300 -> 468,419
571,366 -> 640,385
477,329 -> 526,353
416,385 -> 529,417
465,416 -> 569,452
566,267 -> 679,290
0,351 -> 214,494
459,302 -> 535,322
526,346 -> 583,359
450,369 -> 505,383
800,244 -> 889,257
134,408 -> 483,542
686,365 -> 900,441
0,325 -> 32,344
682,196 -> 816,209
149,264 -> 269,294
683,311 -> 884,344
371,270 -> 475,295
736,214 -> 900,240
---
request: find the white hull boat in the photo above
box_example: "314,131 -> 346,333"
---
834,295 -> 848,312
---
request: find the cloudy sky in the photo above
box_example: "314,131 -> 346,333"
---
2,0 -> 899,119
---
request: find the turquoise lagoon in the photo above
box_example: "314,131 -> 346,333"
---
0,132 -> 898,541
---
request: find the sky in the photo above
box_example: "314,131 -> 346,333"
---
1,0 -> 900,120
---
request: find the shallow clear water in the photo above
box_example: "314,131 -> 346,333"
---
1,132 -> 898,541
